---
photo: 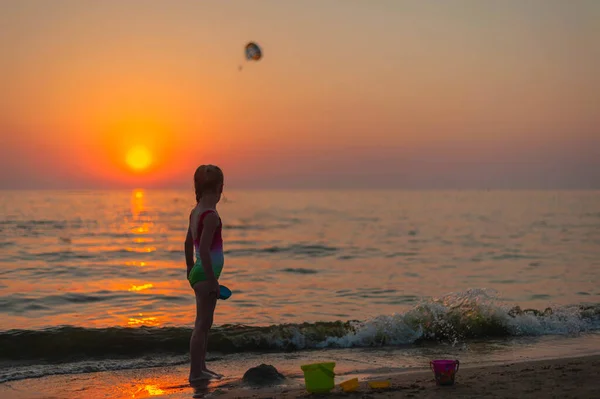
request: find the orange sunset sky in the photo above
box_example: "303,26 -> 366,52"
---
1,0 -> 599,189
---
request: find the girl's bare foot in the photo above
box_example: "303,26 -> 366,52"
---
202,368 -> 223,379
189,370 -> 219,384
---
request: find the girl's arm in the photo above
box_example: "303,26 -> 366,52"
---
185,224 -> 194,277
198,212 -> 219,282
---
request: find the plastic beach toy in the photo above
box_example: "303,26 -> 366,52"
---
368,380 -> 391,389
340,378 -> 359,392
300,362 -> 336,393
430,359 -> 460,386
218,285 -> 232,300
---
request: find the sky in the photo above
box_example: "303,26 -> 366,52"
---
1,0 -> 599,189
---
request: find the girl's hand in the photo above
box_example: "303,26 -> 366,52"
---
208,278 -> 219,297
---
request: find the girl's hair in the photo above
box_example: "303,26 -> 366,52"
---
194,164 -> 224,203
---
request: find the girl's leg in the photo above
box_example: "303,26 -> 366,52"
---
189,287 -> 205,381
189,282 -> 214,382
201,295 -> 220,377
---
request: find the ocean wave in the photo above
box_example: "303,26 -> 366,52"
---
224,222 -> 300,231
221,216 -> 302,231
1,290 -> 598,364
0,219 -> 98,232
280,268 -> 319,274
0,355 -> 190,383
15,243 -> 343,263
225,244 -> 339,258
0,291 -> 188,314
24,249 -> 181,263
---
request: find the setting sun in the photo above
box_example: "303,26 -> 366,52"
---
126,146 -> 152,171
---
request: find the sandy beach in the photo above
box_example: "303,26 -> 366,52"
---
2,354 -> 598,399
213,355 -> 600,399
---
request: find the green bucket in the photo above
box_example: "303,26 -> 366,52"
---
300,362 -> 336,394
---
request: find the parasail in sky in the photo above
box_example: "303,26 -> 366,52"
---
245,42 -> 262,61
240,42 -> 262,71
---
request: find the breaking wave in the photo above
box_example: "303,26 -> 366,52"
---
2,290 -> 598,364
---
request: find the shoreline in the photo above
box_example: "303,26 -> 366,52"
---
2,354 -> 599,398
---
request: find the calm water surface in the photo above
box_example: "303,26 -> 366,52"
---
1,189 -> 599,330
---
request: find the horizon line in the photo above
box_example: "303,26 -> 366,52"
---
1,187 -> 599,192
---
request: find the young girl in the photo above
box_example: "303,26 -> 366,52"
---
185,164 -> 225,383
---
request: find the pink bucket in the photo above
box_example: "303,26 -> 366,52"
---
430,359 -> 460,386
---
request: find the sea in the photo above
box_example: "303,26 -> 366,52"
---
1,189 -> 599,385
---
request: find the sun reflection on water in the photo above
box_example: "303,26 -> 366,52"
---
125,261 -> 147,267
133,237 -> 154,244
131,190 -> 145,217
132,225 -> 151,234
130,190 -> 154,234
128,313 -> 160,326
126,246 -> 156,253
128,283 -> 154,292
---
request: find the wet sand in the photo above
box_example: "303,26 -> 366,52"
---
2,355 -> 599,398
214,355 -> 600,398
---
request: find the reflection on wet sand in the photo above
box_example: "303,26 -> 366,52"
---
190,379 -> 212,398
132,384 -> 164,396
124,374 -> 231,399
